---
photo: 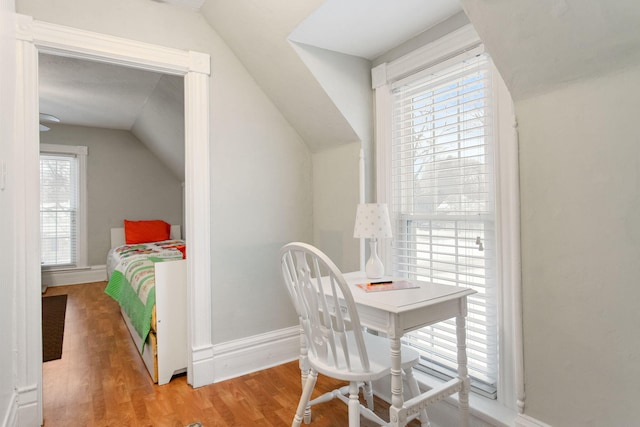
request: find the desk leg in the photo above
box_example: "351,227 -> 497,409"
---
456,314 -> 470,427
389,336 -> 405,427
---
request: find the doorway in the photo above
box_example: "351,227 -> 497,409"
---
15,16 -> 214,425
38,52 -> 186,278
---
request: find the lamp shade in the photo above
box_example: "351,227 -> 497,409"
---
353,203 -> 392,239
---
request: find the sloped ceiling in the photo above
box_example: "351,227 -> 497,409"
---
199,0 -> 463,152
288,0 -> 462,60
39,53 -> 185,179
459,0 -> 640,100
40,54 -> 163,130
202,0 -> 640,141
37,0 -> 464,180
37,1 -> 640,184
200,0 -> 359,152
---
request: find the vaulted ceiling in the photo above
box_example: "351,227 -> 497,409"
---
38,0 -> 463,179
39,54 -> 159,130
459,0 -> 640,100
38,53 -> 185,178
199,0 -> 465,152
37,0 -> 640,181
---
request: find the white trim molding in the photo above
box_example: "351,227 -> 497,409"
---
492,61 -> 525,413
371,24 -> 481,89
15,14 -> 213,424
41,265 -> 107,288
213,327 -> 300,383
16,385 -> 39,427
183,67 -> 213,388
39,143 -> 88,269
1,391 -> 17,427
515,414 -> 553,427
15,17 -> 209,76
14,21 -> 43,426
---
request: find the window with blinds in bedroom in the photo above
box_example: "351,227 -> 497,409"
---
40,144 -> 88,269
373,25 -> 522,413
389,52 -> 498,396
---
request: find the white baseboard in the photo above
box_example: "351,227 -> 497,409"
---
515,414 -> 552,427
41,265 -> 107,288
190,344 -> 216,388
1,391 -> 17,427
212,326 -> 299,383
15,384 -> 39,427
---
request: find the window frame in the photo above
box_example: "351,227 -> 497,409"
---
40,143 -> 88,270
372,25 -> 523,413
391,52 -> 498,396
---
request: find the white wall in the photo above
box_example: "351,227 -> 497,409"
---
312,142 -> 361,272
517,64 -> 640,426
0,0 -> 17,424
16,0 -> 309,344
290,43 -> 372,268
40,124 -> 183,266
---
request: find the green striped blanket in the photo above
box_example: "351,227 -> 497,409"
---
105,242 -> 183,351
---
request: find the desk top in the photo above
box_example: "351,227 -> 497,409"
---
342,271 -> 475,315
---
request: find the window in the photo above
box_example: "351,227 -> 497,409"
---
40,144 -> 88,269
391,53 -> 497,396
373,25 -> 522,410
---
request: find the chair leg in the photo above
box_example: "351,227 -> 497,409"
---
404,368 -> 431,427
362,381 -> 374,409
348,381 -> 361,427
293,369 -> 318,427
298,329 -> 312,423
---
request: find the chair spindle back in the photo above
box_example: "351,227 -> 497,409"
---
280,242 -> 370,373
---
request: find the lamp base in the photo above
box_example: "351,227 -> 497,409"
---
365,239 -> 384,279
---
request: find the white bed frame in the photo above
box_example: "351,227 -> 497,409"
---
110,226 -> 187,385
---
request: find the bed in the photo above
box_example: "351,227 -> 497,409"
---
105,222 -> 187,385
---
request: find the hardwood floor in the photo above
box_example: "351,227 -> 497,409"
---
42,282 -> 420,427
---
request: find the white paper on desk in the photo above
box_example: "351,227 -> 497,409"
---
356,280 -> 419,292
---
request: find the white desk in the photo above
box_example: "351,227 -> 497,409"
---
340,271 -> 476,427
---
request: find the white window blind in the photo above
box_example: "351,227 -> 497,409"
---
40,152 -> 79,268
390,53 -> 498,396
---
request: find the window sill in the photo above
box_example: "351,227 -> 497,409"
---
41,265 -> 90,273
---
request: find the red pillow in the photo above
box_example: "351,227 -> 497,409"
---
124,220 -> 171,244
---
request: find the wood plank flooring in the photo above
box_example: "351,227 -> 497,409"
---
42,282 -> 420,427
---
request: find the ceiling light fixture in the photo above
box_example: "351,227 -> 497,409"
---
39,113 -> 60,132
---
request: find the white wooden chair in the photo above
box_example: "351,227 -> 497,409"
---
280,242 -> 430,427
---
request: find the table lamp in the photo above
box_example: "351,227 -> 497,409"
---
353,203 -> 392,279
